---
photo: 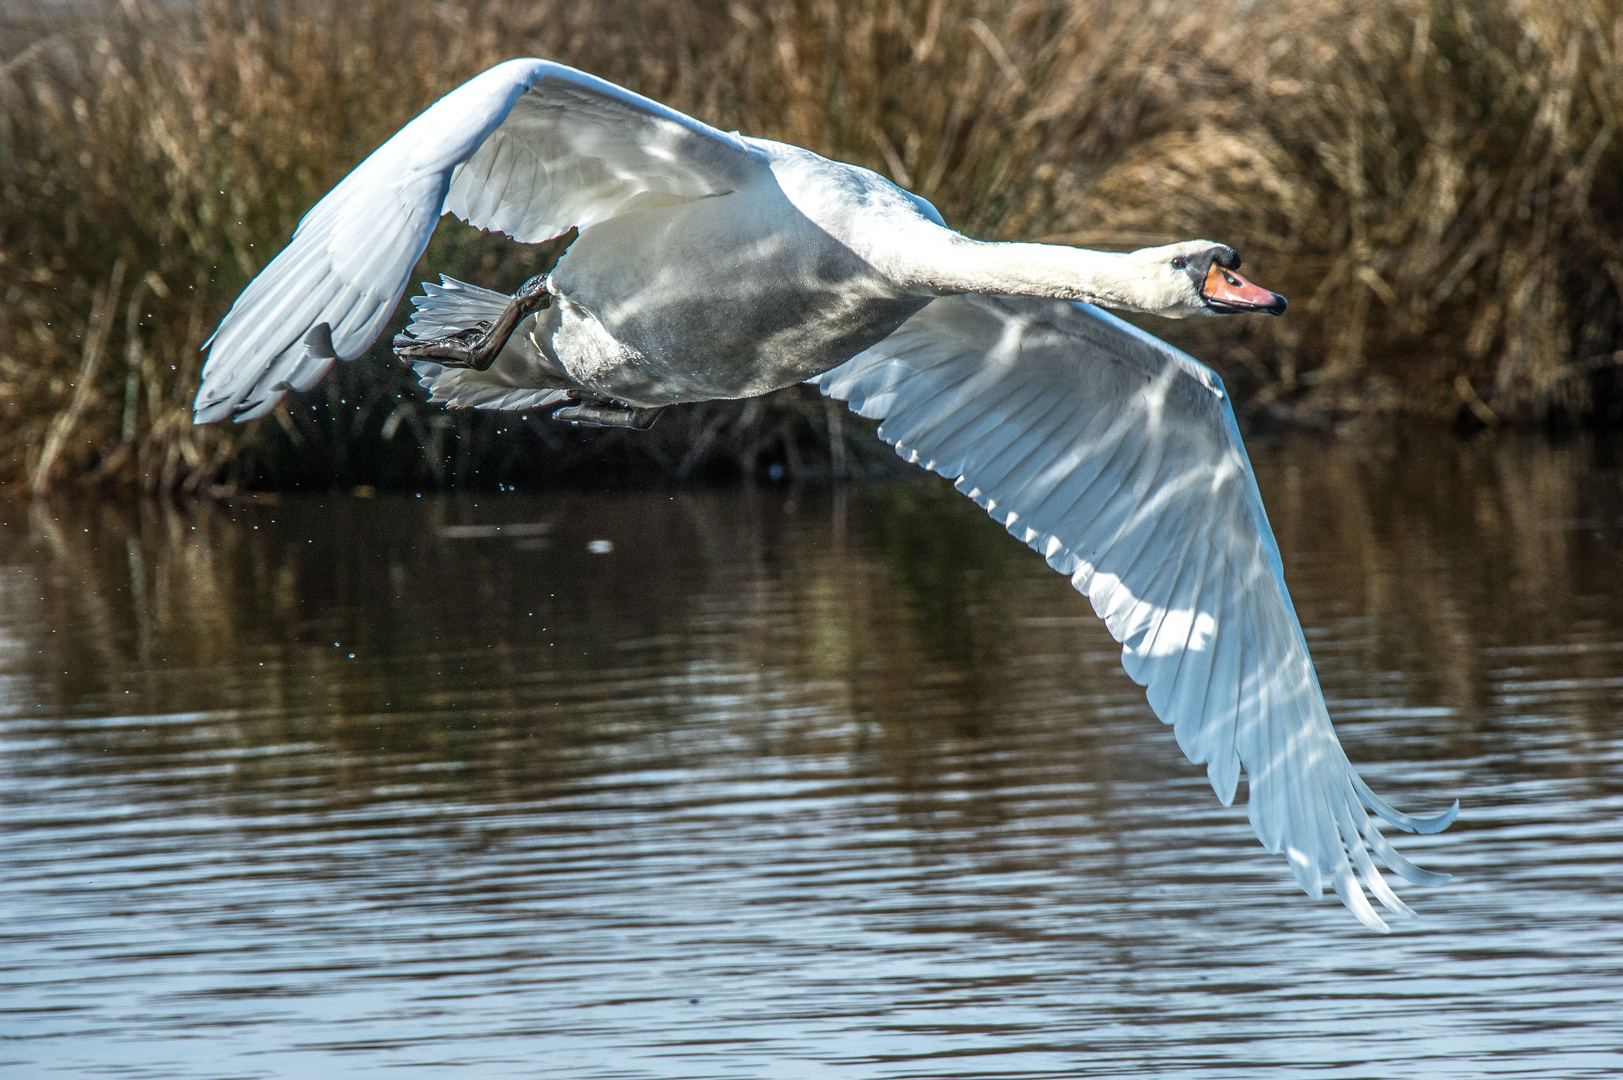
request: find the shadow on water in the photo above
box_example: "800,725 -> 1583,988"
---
1,428 -> 1621,1078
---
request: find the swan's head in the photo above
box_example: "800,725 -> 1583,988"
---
1127,241 -> 1287,319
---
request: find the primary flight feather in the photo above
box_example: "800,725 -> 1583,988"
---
196,58 -> 1456,929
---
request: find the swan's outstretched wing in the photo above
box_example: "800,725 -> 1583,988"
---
196,59 -> 766,423
817,294 -> 1456,930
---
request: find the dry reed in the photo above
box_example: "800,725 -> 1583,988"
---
3,0 -> 1622,494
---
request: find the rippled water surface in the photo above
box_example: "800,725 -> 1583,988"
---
3,431 -> 1622,1078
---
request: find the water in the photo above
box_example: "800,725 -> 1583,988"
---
1,430 -> 1621,1078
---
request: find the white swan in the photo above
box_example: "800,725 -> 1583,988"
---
194,58 -> 1455,929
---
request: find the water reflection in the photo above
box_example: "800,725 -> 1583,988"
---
1,430 -> 1621,1078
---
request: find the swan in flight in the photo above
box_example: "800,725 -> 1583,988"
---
194,58 -> 1455,929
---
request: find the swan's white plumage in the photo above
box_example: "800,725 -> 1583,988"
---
817,295 -> 1455,931
443,76 -> 765,244
197,59 -> 765,422
193,58 -> 1456,928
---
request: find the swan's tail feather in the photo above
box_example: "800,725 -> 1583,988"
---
402,275 -> 572,412
409,360 -> 572,412
405,275 -> 513,339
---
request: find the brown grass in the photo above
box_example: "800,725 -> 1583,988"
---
4,0 -> 1622,494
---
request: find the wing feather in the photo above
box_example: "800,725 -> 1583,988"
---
1111,489 -> 1203,672
1126,515 -> 1205,684
816,293 -> 1457,929
921,379 -> 1059,483
1010,401 -> 1092,516
889,362 -> 1015,473
1194,573 -> 1244,804
444,70 -> 764,243
954,388 -> 1080,498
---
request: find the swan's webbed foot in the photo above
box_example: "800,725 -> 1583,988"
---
392,273 -> 551,371
392,226 -> 579,371
550,398 -> 663,430
392,324 -> 492,367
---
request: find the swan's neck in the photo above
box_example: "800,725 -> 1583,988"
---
899,231 -> 1159,313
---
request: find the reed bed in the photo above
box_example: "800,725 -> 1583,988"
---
3,0 -> 1622,494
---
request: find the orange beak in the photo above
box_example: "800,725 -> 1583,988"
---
1202,263 -> 1287,315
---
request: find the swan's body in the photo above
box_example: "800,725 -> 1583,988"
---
195,59 -> 1455,930
480,139 -> 936,407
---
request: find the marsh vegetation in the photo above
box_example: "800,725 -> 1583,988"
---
4,0 -> 1622,493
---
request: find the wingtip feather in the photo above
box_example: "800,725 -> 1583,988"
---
1354,776 -> 1459,835
1363,819 -> 1452,887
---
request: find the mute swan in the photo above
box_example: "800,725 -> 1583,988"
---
194,58 -> 1455,929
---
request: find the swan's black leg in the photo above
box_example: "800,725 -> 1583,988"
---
392,226 -> 578,371
550,398 -> 663,430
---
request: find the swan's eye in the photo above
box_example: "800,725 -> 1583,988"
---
1170,256 -> 1187,270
